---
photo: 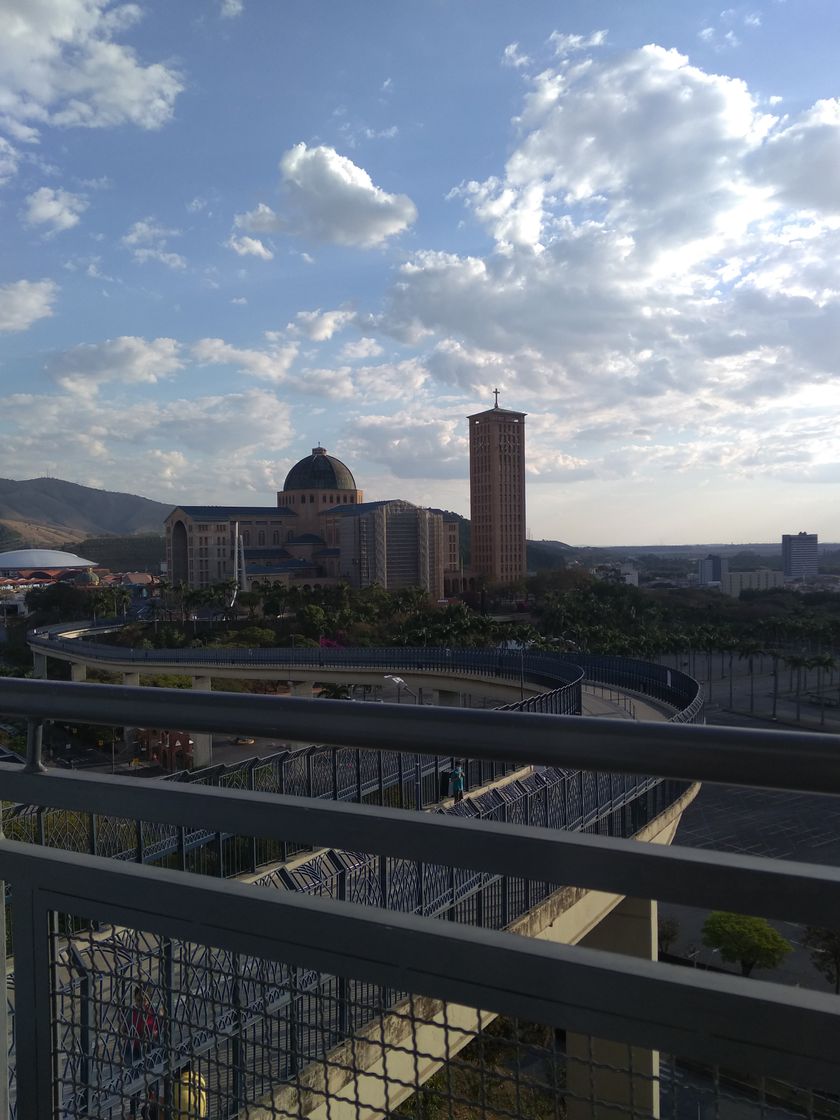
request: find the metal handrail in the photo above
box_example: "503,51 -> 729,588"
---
3,677 -> 840,794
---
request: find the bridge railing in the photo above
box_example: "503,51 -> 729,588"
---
1,678 -> 839,1118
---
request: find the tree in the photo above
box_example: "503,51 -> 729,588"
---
702,912 -> 791,977
802,927 -> 840,994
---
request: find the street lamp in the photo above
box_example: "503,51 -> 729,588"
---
383,675 -> 417,704
384,676 -> 421,808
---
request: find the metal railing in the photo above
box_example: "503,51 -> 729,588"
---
4,644 -> 703,880
1,678 -> 840,1118
29,627 -> 706,718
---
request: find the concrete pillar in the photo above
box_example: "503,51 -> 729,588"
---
32,652 -> 47,679
191,676 -> 213,767
288,680 -> 312,698
70,662 -> 87,683
434,688 -> 460,707
121,671 -> 141,757
567,897 -> 659,1120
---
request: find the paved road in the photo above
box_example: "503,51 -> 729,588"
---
661,706 -> 840,991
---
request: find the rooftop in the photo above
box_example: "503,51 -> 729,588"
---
0,547 -> 96,570
282,446 -> 357,492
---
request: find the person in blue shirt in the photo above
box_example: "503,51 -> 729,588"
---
451,764 -> 465,803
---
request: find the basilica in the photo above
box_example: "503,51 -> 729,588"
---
164,447 -> 462,600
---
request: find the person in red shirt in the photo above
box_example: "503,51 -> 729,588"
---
123,985 -> 159,1063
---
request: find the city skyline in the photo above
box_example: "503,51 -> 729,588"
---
3,2 -> 840,545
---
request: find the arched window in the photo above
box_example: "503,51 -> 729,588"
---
272,531 -> 279,545
242,531 -> 250,545
258,531 -> 265,546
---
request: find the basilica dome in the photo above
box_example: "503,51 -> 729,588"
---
282,447 -> 356,491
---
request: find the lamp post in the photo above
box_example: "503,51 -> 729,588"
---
383,674 -> 417,704
384,676 -> 422,808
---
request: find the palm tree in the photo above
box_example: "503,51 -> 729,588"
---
811,653 -> 837,726
784,654 -> 811,723
737,641 -> 764,715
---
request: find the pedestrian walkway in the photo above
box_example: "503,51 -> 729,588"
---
582,685 -> 670,722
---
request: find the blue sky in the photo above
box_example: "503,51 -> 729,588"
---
2,0 -> 840,545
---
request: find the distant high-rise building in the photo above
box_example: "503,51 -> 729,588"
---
333,499 -> 445,600
468,394 -> 526,584
698,554 -> 728,586
782,532 -> 818,580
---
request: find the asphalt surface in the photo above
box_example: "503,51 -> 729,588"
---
661,706 -> 840,991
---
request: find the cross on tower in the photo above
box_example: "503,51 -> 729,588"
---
493,387 -> 500,408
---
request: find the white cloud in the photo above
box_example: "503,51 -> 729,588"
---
22,186 -> 88,233
121,216 -> 185,267
231,296 -> 247,305
362,125 -> 398,141
131,248 -> 187,269
0,278 -> 57,332
294,366 -> 355,398
291,308 -> 354,341
233,201 -> 279,233
0,388 -> 294,498
235,143 -> 416,249
455,44 -> 776,253
502,42 -> 530,69
45,336 -> 184,394
0,0 -> 183,142
226,234 -> 273,260
548,29 -> 607,56
749,99 -> 840,213
340,336 -> 383,360
122,217 -> 180,246
220,0 -> 244,16
192,336 -> 298,382
349,40 -> 840,507
346,413 -> 467,479
0,136 -> 19,184
353,358 -> 428,401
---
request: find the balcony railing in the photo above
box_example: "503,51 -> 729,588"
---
1,676 -> 839,1119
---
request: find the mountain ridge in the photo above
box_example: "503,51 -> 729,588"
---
0,477 -> 171,546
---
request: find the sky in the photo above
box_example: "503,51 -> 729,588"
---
2,1 -> 840,546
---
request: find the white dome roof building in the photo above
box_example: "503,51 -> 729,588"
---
0,549 -> 97,576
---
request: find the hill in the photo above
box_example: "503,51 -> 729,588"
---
68,534 -> 166,572
0,477 -> 171,546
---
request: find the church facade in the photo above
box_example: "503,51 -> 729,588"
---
164,446 -> 462,598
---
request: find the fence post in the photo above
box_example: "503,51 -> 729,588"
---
278,761 -> 289,862
231,953 -> 244,1111
0,805 -> 7,1120
10,885 -> 55,1120
337,869 -> 349,1038
162,936 -> 175,1117
68,948 -> 93,1117
248,762 -> 258,873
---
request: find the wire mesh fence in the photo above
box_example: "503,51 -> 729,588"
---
43,913 -> 834,1120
